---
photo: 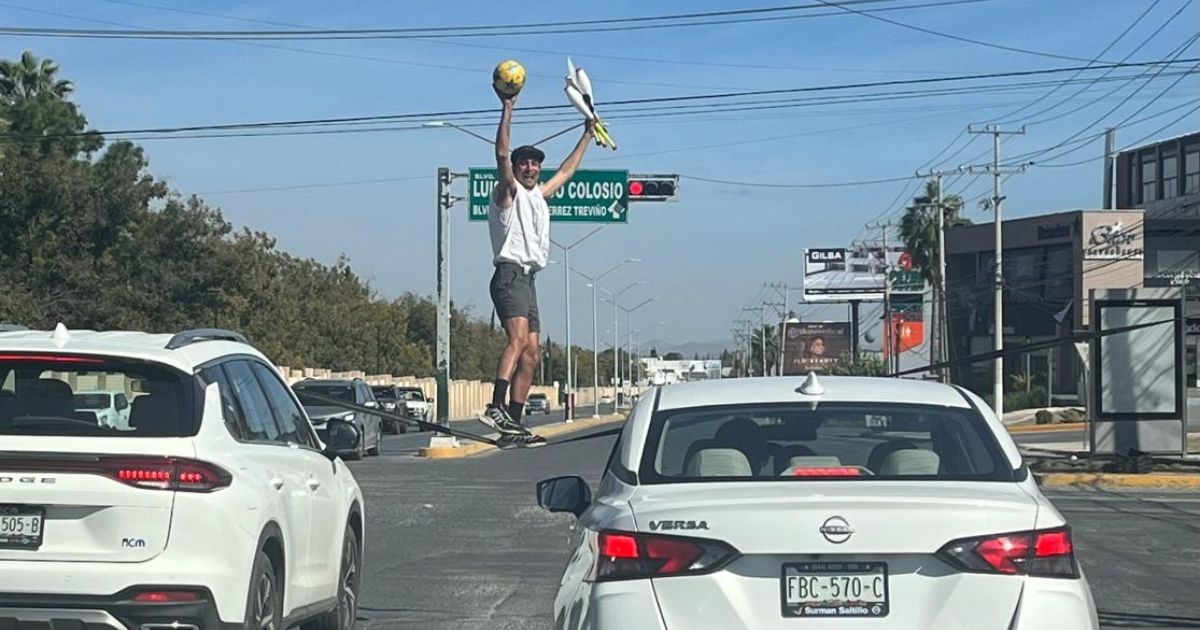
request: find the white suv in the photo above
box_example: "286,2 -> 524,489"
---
0,325 -> 366,630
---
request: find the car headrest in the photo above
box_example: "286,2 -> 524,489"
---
878,449 -> 940,476
685,448 -> 753,477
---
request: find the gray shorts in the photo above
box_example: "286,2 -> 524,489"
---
490,263 -> 540,333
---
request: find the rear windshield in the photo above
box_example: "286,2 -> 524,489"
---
399,389 -> 424,400
371,387 -> 395,400
293,383 -> 355,404
528,394 -> 547,401
0,355 -> 193,437
641,403 -> 1012,483
73,393 -> 111,409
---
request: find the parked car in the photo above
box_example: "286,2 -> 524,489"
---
371,385 -> 419,434
526,392 -> 551,414
538,375 -> 1098,630
293,378 -> 384,459
371,385 -> 431,431
0,325 -> 365,629
72,390 -> 132,430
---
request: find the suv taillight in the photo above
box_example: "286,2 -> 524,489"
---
938,527 -> 1078,578
0,456 -> 231,492
106,457 -> 232,492
594,530 -> 738,581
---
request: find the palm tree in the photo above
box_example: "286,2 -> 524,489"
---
899,179 -> 970,376
899,179 -> 968,286
749,324 -> 780,376
0,51 -> 74,102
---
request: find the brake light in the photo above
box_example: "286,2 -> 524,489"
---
792,467 -> 863,477
0,456 -> 231,492
131,589 -> 202,603
595,530 -> 738,581
0,354 -> 104,363
107,458 -> 231,492
938,527 -> 1077,578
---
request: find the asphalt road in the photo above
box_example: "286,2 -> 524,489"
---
345,422 -> 1200,630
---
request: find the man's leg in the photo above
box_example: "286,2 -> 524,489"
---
509,332 -> 539,423
492,316 -> 529,408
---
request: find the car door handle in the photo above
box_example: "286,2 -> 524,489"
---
307,478 -> 321,490
270,477 -> 285,491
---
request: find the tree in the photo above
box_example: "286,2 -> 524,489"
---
0,51 -> 73,101
663,352 -> 684,361
899,178 -> 969,286
749,324 -> 780,376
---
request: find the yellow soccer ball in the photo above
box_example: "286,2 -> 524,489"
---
492,59 -> 526,97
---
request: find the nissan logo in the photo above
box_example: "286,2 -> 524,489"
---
820,516 -> 854,544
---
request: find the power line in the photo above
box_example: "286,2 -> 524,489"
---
809,0 -> 1120,63
987,0 -> 1171,125
1035,102 -> 1200,168
0,0 -> 1000,40
2,59 -> 1192,142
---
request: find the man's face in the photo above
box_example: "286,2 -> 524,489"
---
513,158 -> 541,189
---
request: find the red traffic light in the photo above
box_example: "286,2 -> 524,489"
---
629,181 -> 645,196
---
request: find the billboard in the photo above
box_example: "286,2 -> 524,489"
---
803,248 -> 925,302
782,322 -> 851,375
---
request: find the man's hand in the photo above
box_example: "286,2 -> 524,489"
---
495,86 -> 518,108
584,118 -> 596,137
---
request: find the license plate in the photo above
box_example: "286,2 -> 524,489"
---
781,562 -> 888,618
0,505 -> 45,550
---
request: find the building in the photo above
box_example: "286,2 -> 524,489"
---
1114,131 -> 1200,290
945,209 -> 1147,402
1114,131 -> 1200,387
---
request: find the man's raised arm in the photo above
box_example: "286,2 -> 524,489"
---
540,120 -> 595,199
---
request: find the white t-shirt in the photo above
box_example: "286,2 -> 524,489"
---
489,183 -> 550,271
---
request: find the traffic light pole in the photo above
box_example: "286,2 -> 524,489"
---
435,167 -> 466,438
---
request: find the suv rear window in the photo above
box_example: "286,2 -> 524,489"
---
641,403 -> 1011,483
528,393 -> 547,401
0,354 -> 193,437
293,383 -> 355,404
371,387 -> 396,400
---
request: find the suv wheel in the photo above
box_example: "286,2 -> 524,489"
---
244,549 -> 283,630
367,429 -> 381,457
302,522 -> 361,630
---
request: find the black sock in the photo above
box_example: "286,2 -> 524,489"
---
508,401 -> 525,423
492,379 -> 509,407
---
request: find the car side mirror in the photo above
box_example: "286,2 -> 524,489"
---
536,476 -> 592,518
322,419 -> 360,460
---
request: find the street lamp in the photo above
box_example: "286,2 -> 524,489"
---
576,258 -> 641,418
550,226 -> 607,421
599,280 -> 647,408
621,297 -> 657,403
422,120 -> 496,145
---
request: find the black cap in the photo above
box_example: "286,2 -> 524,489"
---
511,145 -> 545,164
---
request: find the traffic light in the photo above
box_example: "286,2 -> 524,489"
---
627,174 -> 679,202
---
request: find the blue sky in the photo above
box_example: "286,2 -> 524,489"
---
5,0 -> 1198,349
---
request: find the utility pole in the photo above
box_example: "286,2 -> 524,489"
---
435,167 -> 465,437
968,124 -> 1027,419
866,220 -> 896,374
1102,127 -> 1116,209
916,167 -> 963,383
765,283 -> 792,376
743,306 -> 767,377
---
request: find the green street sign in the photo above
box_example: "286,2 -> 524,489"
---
888,268 -> 925,293
468,168 -> 629,223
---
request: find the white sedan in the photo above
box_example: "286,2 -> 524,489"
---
537,375 -> 1098,630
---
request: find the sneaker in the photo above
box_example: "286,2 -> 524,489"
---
517,434 -> 547,448
478,404 -> 524,435
497,433 -> 546,449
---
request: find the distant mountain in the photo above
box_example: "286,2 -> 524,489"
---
641,338 -> 731,359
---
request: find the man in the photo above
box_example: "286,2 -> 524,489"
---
479,85 -> 595,445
